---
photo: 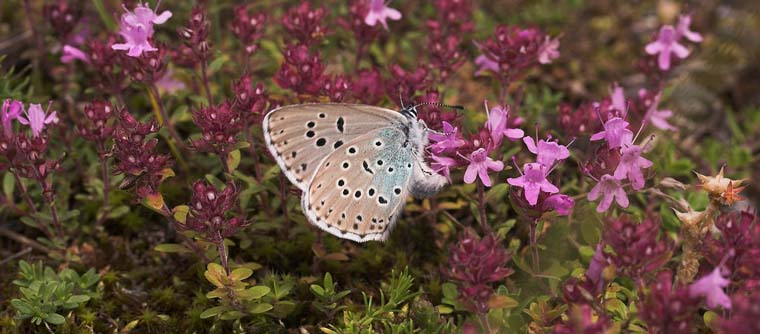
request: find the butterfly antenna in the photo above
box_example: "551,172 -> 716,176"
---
398,88 -> 406,109
412,101 -> 465,111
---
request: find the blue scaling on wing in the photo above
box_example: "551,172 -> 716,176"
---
372,128 -> 414,201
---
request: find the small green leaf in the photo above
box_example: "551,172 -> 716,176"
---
248,303 -> 273,314
199,306 -> 227,319
3,172 -> 14,199
66,295 -> 90,304
208,54 -> 228,73
141,192 -> 165,213
247,286 -> 271,299
230,268 -> 253,281
154,243 -> 191,254
43,313 -> 65,325
226,149 -> 241,172
310,284 -> 325,297
220,310 -> 245,320
436,305 -> 454,314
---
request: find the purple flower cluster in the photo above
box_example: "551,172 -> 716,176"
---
190,102 -> 244,156
177,6 -> 211,64
475,25 -> 559,81
232,73 -> 269,126
443,232 -> 514,314
640,271 -> 700,334
112,110 -> 172,199
602,216 -> 671,281
275,43 -> 327,97
230,5 -> 267,55
77,100 -> 116,149
703,211 -> 760,285
281,2 -> 328,46
184,181 -> 248,242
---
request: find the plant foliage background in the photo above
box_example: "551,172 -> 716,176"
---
0,0 -> 759,333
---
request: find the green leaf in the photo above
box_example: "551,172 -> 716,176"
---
43,313 -> 65,325
230,268 -> 253,281
436,305 -> 454,314
247,286 -> 271,299
10,299 -> 33,314
208,54 -> 228,73
3,172 -> 14,199
310,284 -> 325,297
226,150 -> 241,172
441,283 -> 458,299
248,303 -> 274,314
66,295 -> 90,304
220,310 -> 245,320
172,205 -> 190,224
141,192 -> 165,213
154,243 -> 191,254
199,306 -> 227,319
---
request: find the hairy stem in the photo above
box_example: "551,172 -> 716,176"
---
529,219 -> 540,271
200,61 -> 214,105
477,182 -> 490,233
96,146 -> 111,227
148,85 -> 186,151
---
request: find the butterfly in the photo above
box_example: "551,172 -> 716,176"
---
262,102 -> 458,242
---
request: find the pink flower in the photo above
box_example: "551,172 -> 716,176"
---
485,102 -> 524,144
428,121 -> 466,154
507,162 -> 559,205
677,14 -> 702,43
537,36 -> 560,64
431,154 -> 457,182
463,148 -> 504,187
588,174 -> 629,212
689,266 -> 731,309
590,117 -> 633,149
61,45 -> 89,63
155,69 -> 186,94
542,194 -> 574,216
123,3 -> 172,30
112,3 -> 172,57
2,99 -> 24,139
646,93 -> 675,131
609,83 -> 626,115
613,145 -> 652,190
17,103 -> 58,138
474,54 -> 499,76
645,25 -> 690,71
364,0 -> 401,30
522,136 -> 570,168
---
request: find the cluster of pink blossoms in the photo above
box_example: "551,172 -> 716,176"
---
586,99 -> 653,212
645,14 -> 702,71
2,99 -> 58,139
111,2 -> 172,57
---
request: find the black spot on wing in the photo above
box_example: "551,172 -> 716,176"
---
337,117 -> 345,133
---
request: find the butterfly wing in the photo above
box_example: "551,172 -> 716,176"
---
302,126 -> 416,242
263,103 -> 407,192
